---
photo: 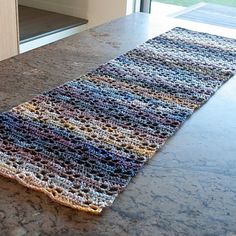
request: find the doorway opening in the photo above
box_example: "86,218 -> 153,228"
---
18,2 -> 88,53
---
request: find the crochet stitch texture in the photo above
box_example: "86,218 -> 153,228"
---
0,28 -> 235,213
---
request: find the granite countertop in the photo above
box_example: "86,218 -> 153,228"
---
0,13 -> 236,236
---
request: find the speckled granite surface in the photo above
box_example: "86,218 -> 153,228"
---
0,13 -> 236,236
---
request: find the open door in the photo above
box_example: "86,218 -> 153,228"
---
0,0 -> 19,61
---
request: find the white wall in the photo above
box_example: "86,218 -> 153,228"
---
19,0 -> 135,28
87,0 -> 127,27
126,0 -> 140,15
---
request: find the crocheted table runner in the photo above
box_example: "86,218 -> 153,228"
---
0,28 -> 235,213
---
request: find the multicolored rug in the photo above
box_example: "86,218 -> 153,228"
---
0,27 -> 235,213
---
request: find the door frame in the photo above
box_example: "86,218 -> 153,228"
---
140,0 -> 152,13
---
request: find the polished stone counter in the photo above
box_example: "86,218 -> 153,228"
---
0,13 -> 236,236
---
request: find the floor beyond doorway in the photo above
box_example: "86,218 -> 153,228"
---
19,5 -> 88,43
174,3 -> 236,29
152,0 -> 236,7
